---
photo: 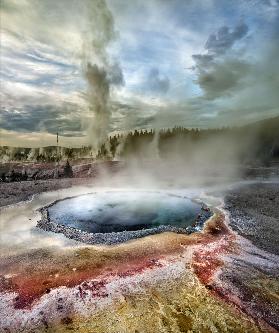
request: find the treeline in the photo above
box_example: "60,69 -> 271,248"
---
0,146 -> 92,163
97,117 -> 279,166
0,160 -> 73,183
1,116 -> 278,165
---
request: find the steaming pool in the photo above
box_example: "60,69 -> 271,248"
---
39,191 -> 212,245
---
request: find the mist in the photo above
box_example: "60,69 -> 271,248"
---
81,0 -> 124,152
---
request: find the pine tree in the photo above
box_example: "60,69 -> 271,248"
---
1,172 -> 6,182
64,160 -> 73,178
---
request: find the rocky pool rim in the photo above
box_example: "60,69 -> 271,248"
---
36,190 -> 213,245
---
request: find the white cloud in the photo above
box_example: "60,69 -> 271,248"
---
0,0 -> 278,146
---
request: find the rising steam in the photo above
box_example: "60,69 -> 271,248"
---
86,64 -> 110,149
82,0 -> 123,152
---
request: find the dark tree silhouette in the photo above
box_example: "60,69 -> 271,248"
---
64,160 -> 73,178
10,170 -> 16,182
1,172 -> 6,182
22,170 -> 28,181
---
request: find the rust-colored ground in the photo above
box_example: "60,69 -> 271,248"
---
0,207 -> 278,332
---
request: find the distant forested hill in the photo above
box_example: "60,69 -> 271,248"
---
1,116 -> 278,166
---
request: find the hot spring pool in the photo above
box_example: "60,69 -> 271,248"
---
47,191 -> 204,233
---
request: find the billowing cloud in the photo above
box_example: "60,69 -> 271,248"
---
192,54 -> 214,68
0,0 -> 278,147
196,59 -> 251,100
191,21 -> 250,100
0,103 -> 85,137
205,22 -> 248,55
147,68 -> 170,94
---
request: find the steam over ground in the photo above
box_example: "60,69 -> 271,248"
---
1,116 -> 278,188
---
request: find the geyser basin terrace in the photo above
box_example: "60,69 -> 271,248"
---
38,191 -> 212,245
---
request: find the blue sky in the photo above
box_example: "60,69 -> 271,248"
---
0,0 -> 279,147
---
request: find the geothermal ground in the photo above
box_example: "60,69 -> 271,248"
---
0,175 -> 278,332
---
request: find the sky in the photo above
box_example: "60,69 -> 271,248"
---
0,0 -> 279,147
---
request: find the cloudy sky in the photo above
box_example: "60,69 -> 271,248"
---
1,0 -> 279,147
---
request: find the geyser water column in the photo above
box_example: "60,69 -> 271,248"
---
38,191 -> 212,245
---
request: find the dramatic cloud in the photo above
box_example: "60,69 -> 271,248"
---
0,0 -> 278,146
191,54 -> 214,68
192,22 -> 250,100
147,68 -> 170,94
0,103 -> 84,137
196,59 -> 251,100
205,22 -> 248,55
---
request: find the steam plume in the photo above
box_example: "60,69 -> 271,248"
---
82,0 -> 122,152
86,64 -> 110,149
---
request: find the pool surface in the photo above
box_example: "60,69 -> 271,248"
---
47,191 -> 203,233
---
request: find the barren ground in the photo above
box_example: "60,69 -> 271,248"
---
0,178 -> 90,207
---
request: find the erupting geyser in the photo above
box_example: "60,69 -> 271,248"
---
38,191 -> 212,245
